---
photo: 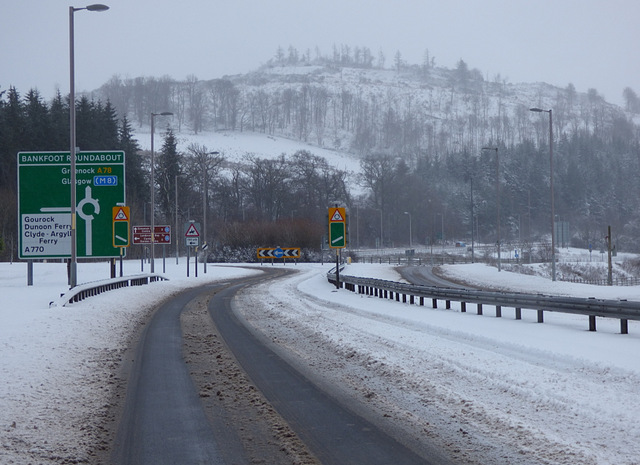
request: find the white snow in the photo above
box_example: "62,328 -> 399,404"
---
0,260 -> 260,464
136,129 -> 363,176
235,262 -> 640,464
1,259 -> 640,464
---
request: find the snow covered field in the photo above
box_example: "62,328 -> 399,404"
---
1,259 -> 639,464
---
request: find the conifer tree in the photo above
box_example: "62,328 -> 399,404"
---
155,128 -> 182,221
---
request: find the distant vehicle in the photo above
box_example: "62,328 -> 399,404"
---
455,241 -> 466,247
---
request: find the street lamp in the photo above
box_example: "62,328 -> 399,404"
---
469,175 -> 475,263
174,174 -> 184,265
530,107 -> 556,281
403,211 -> 412,248
436,212 -> 445,258
202,151 -> 220,274
150,111 -> 173,273
68,3 -> 109,288
482,146 -> 500,272
375,208 -> 383,249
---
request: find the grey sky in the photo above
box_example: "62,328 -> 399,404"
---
2,0 -> 638,106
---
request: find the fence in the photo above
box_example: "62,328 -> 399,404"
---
50,273 -> 169,307
327,269 -> 639,334
348,255 -> 640,287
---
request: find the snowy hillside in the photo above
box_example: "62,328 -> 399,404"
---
135,128 -> 362,175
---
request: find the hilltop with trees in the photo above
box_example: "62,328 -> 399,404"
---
1,45 -> 639,261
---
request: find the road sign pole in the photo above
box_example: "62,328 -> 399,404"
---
335,249 -> 340,289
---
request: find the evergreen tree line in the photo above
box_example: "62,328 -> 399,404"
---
0,87 -> 351,260
0,87 -> 147,260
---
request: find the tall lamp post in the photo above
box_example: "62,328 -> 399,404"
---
375,208 -> 383,249
69,3 -> 109,288
469,176 -> 475,263
174,174 -> 184,265
530,107 -> 556,281
150,111 -> 173,273
403,211 -> 412,248
482,146 -> 500,271
436,212 -> 445,259
202,151 -> 220,274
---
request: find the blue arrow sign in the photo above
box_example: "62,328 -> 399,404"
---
273,247 -> 284,258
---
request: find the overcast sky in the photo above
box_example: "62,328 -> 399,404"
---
2,0 -> 638,107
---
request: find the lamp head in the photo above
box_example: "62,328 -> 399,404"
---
86,4 -> 109,11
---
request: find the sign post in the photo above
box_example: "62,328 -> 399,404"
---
132,225 -> 171,273
112,206 -> 130,248
113,206 -> 130,277
184,221 -> 200,277
328,207 -> 347,289
328,207 -> 347,249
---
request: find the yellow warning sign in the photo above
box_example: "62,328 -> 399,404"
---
113,206 -> 130,222
329,207 -> 346,223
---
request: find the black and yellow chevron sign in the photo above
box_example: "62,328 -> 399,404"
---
257,247 -> 301,259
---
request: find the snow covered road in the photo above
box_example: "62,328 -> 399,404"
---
2,260 -> 639,464
234,263 -> 640,465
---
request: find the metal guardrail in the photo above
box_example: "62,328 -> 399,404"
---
50,273 -> 169,307
327,272 -> 640,334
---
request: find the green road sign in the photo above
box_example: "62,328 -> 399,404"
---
329,221 -> 346,248
113,221 -> 129,247
18,151 -> 126,259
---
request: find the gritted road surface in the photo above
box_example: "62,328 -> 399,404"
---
111,269 -> 451,464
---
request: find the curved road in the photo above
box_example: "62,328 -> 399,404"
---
397,264 -> 472,289
112,269 -> 448,464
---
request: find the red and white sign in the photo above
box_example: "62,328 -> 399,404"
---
185,223 -> 200,237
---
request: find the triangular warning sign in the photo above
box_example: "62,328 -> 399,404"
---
114,208 -> 128,221
330,209 -> 344,222
185,223 -> 200,237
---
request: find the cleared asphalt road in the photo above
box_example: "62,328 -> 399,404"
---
398,265 -> 469,289
112,269 -> 450,464
208,271 -> 449,465
111,284 -> 227,465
